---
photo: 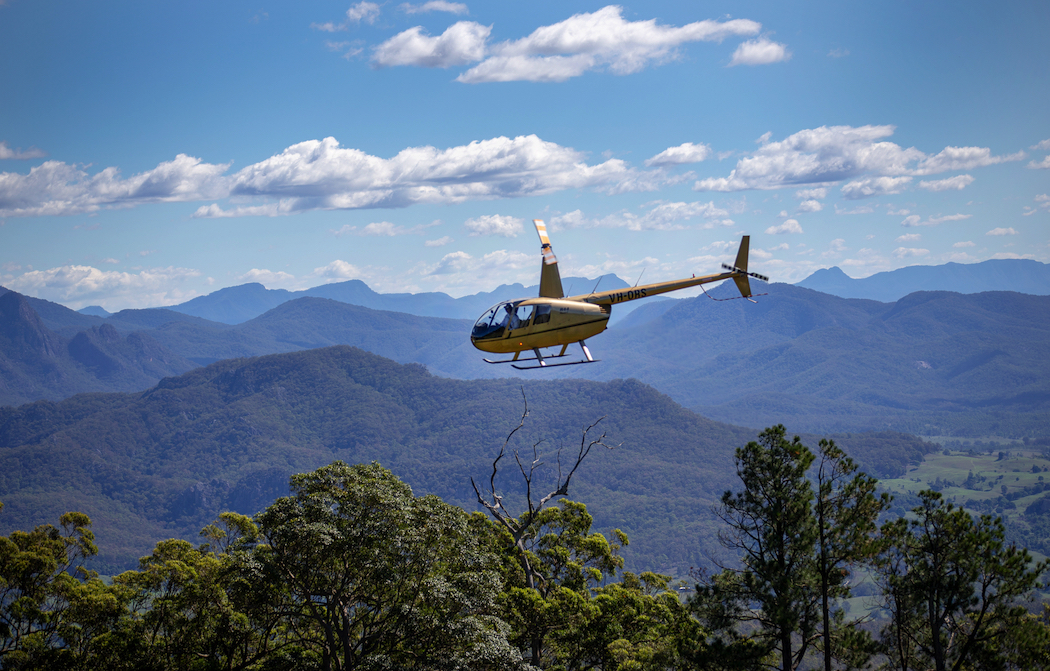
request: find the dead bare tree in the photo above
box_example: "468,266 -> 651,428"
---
470,389 -> 615,592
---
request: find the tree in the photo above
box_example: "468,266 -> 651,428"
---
110,512 -> 279,671
692,425 -> 819,671
811,438 -> 889,671
257,461 -> 524,671
471,392 -> 615,667
0,507 -> 106,668
875,490 -> 1049,671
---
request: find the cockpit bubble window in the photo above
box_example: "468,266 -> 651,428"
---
472,300 -> 528,340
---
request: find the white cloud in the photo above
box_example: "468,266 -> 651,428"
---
425,236 -> 453,247
455,6 -> 761,83
795,187 -> 826,199
896,233 -> 921,242
400,1 -> 468,15
372,21 -> 490,68
312,2 -> 380,32
1032,139 -> 1050,151
1030,194 -> 1050,215
828,48 -> 849,58
990,252 -> 1035,260
0,134 -> 636,219
928,213 -> 971,224
346,2 -> 380,24
986,227 -> 1018,236
728,37 -> 791,66
6,264 -> 202,310
835,204 -> 875,215
893,247 -> 929,258
361,221 -> 404,236
824,238 -> 848,257
1028,155 -> 1050,170
308,260 -> 365,283
0,141 -> 46,160
900,213 -> 971,227
953,241 -> 975,247
796,199 -> 823,213
238,268 -> 298,289
693,125 -> 1021,194
765,219 -> 802,234
914,146 -> 1024,175
0,155 -> 230,217
841,176 -> 912,200
464,214 -> 524,237
644,142 -> 711,167
918,174 -> 974,191
552,200 -> 730,231
331,224 -> 357,236
770,242 -> 790,251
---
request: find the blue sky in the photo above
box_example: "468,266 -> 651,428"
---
1,0 -> 1048,310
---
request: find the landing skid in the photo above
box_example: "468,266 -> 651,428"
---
483,341 -> 599,370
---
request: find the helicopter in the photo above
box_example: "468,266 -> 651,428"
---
470,219 -> 767,369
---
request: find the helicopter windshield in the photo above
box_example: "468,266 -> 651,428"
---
472,300 -> 531,340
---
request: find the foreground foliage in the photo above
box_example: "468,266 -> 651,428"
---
1,429 -> 1047,669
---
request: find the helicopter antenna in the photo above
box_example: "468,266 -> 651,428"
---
590,276 -> 602,294
634,268 -> 646,287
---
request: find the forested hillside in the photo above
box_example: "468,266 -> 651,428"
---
0,345 -> 931,574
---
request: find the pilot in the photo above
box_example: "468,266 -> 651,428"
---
505,304 -> 522,330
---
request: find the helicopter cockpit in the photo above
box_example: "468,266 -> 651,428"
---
471,300 -> 532,341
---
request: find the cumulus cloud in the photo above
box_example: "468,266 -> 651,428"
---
986,227 -> 1018,236
425,235 -> 453,246
361,221 -> 405,236
551,200 -> 730,231
918,174 -> 974,191
464,214 -> 524,237
0,141 -> 46,160
765,219 -> 803,234
795,187 -> 826,199
644,142 -> 711,167
840,176 -> 912,199
3,134 -> 641,218
372,21 -> 490,68
915,146 -> 1024,174
238,268 -> 297,289
896,233 -> 921,242
1028,155 -> 1050,170
451,6 -> 761,83
0,155 -> 230,217
312,2 -> 380,31
1028,194 -> 1050,216
893,247 -> 929,258
400,1 -> 468,15
6,264 -> 202,310
900,213 -> 971,227
953,241 -> 975,247
796,199 -> 823,213
347,2 -> 380,23
728,37 -> 790,66
693,125 -> 1021,195
1032,139 -> 1050,151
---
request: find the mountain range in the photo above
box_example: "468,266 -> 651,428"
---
795,258 -> 1050,302
0,345 -> 932,574
3,257 -> 1049,436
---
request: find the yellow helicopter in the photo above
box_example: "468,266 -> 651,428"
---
470,219 -> 767,369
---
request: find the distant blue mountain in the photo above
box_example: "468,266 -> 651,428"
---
796,259 -> 1050,302
165,274 -> 636,325
78,305 -> 111,317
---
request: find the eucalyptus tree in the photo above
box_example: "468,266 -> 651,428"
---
257,461 -> 524,671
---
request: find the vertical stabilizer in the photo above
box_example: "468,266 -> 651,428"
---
534,219 -> 564,298
732,235 -> 752,298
